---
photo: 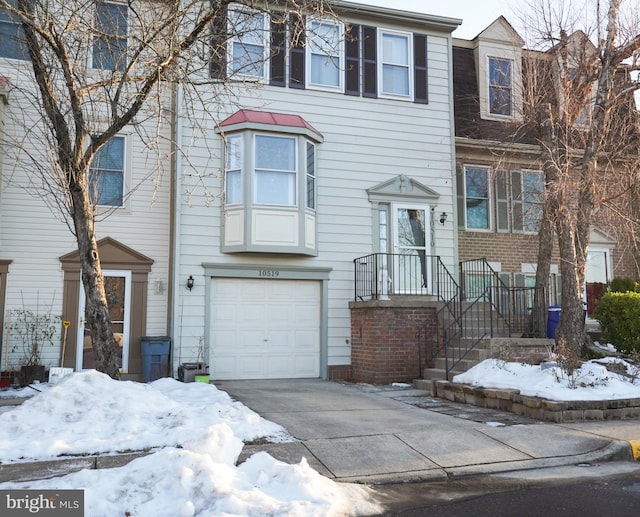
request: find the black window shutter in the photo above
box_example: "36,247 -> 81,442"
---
362,26 -> 377,98
209,7 -> 227,80
414,34 -> 428,104
345,24 -> 360,96
289,13 -> 305,89
270,18 -> 286,87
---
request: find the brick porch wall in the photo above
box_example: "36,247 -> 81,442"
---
349,300 -> 439,385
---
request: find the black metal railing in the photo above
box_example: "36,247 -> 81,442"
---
442,259 -> 546,378
353,254 -> 546,381
353,253 -> 442,300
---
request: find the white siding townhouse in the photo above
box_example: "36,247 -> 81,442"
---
172,1 -> 461,382
0,0 -> 172,381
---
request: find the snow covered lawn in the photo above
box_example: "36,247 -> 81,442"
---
0,371 -> 382,516
453,357 -> 640,401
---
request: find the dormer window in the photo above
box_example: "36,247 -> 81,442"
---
489,57 -> 512,116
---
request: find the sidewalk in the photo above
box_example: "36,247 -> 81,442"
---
217,379 -> 640,484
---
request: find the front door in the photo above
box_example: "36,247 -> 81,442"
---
391,204 -> 431,294
76,270 -> 132,371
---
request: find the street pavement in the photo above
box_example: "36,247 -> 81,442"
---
217,379 -> 640,484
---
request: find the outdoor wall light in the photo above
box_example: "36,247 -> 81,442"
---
186,275 -> 195,291
439,212 -> 448,225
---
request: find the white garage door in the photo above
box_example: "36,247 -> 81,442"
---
210,278 -> 321,379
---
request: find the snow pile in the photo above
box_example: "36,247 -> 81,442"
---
0,371 -> 382,516
453,357 -> 640,401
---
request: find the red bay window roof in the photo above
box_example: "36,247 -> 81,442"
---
218,109 -> 323,142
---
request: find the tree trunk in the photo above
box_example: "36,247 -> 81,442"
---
531,211 -> 553,337
555,213 -> 588,354
70,179 -> 120,379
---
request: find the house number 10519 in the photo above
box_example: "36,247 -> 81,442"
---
259,270 -> 280,277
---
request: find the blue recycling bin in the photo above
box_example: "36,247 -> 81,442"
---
546,306 -> 561,339
141,336 -> 171,382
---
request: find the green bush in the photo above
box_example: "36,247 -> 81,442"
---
608,277 -> 639,293
593,292 -> 640,354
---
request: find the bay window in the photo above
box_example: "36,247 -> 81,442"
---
219,110 -> 322,255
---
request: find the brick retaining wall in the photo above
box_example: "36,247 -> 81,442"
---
434,380 -> 640,422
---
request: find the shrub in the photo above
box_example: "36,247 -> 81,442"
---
593,292 -> 640,354
608,277 -> 639,293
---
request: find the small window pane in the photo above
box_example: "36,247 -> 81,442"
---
255,171 -> 296,205
310,54 -> 340,86
382,33 -> 408,65
255,135 -> 295,170
226,170 -> 242,204
382,64 -> 409,95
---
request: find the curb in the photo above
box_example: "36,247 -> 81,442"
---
0,451 -> 149,484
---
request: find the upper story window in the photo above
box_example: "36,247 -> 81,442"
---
88,136 -> 125,207
254,134 -> 297,205
93,1 -> 128,71
379,29 -> 413,99
210,7 -> 428,103
306,19 -> 344,91
488,57 -> 512,116
0,0 -> 29,60
464,166 -> 490,230
228,6 -> 269,80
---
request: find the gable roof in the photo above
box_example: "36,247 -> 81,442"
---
475,16 -> 524,47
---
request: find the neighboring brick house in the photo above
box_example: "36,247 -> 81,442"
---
452,17 -> 639,317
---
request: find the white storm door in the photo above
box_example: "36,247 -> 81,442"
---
391,204 -> 431,294
76,270 -> 132,372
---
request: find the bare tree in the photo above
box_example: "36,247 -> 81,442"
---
0,0 -> 332,378
520,0 -> 640,353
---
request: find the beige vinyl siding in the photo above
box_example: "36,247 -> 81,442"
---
175,30 -> 456,373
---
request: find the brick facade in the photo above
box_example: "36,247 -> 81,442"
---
349,300 -> 439,385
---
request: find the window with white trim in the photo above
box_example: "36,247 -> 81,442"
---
227,6 -> 269,80
92,1 -> 128,71
225,135 -> 242,205
0,0 -> 29,60
305,142 -> 316,210
518,170 -> 544,233
378,29 -> 413,99
254,134 -> 297,205
88,136 -> 125,207
488,57 -> 512,116
306,19 -> 344,91
464,166 -> 491,230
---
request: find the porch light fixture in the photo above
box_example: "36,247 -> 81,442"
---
186,275 -> 195,291
439,212 -> 448,225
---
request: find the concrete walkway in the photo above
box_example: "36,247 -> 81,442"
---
217,379 -> 640,484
